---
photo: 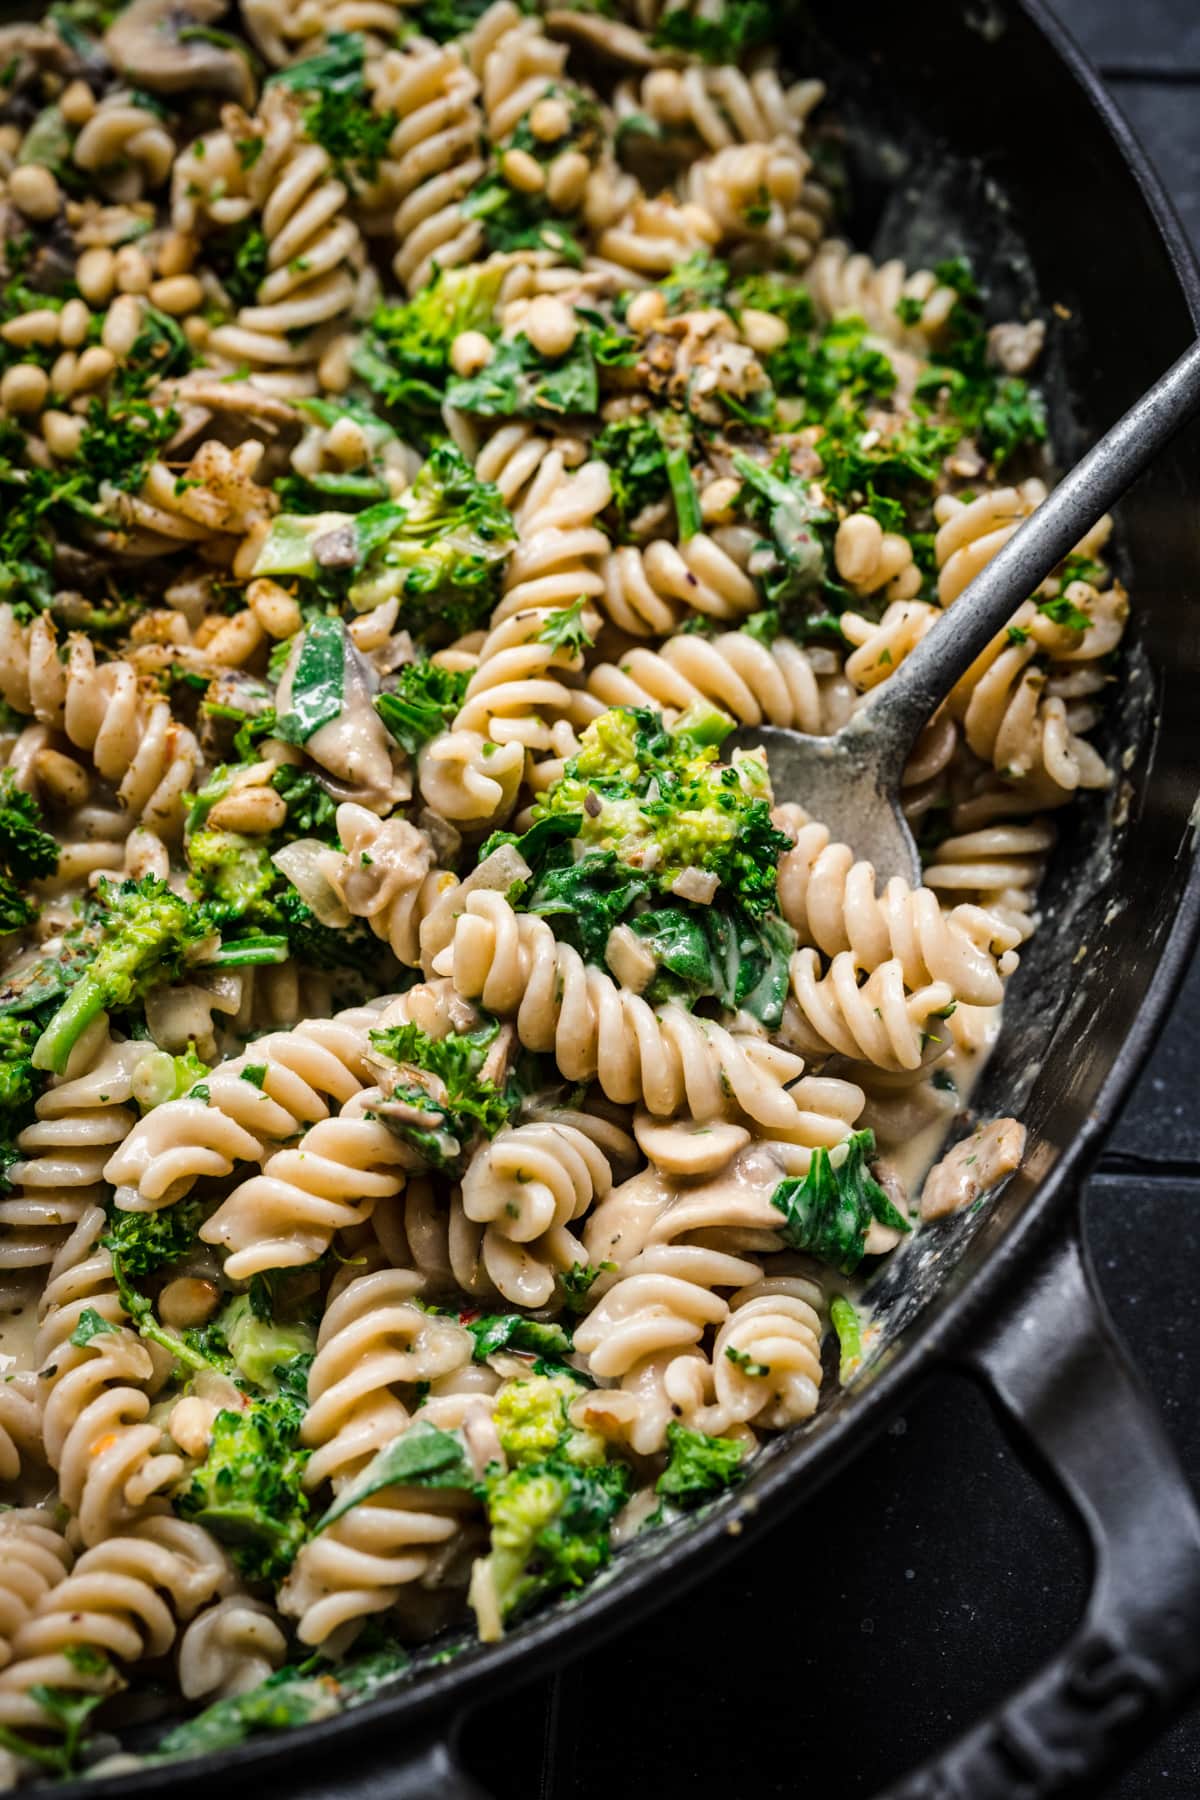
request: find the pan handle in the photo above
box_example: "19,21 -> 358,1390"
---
876,1222 -> 1200,1800
249,1721 -> 491,1800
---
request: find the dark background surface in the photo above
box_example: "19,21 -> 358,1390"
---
458,3 -> 1200,1792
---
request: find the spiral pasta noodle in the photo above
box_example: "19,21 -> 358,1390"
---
573,1243 -> 764,1453
0,1031 -> 149,1279
0,1511 -> 72,1673
181,89 -> 367,392
587,626 -> 852,734
301,1268 -> 473,1488
601,533 -> 759,636
104,1003 -> 387,1210
0,1519 -> 233,1729
459,1109 -> 636,1307
616,62 -> 825,154
808,238 -> 962,348
36,1206 -> 185,1547
72,90 -> 176,203
368,39 -> 487,293
177,1594 -> 289,1702
200,1092 -> 417,1278
434,889 -> 813,1126
776,816 -> 1020,1005
416,453 -> 611,820
0,610 -> 200,838
279,1409 -> 488,1649
786,947 -> 957,1076
317,804 -> 457,966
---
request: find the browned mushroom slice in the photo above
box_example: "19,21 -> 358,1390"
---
104,0 -> 255,107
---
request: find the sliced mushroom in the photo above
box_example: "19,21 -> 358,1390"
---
105,0 -> 255,107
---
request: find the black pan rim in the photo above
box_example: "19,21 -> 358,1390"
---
44,2 -> 1200,1789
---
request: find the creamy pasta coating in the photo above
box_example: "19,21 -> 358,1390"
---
0,0 -> 1123,1776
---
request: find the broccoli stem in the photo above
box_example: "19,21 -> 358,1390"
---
665,445 -> 701,541
31,978 -> 109,1074
208,934 -> 290,966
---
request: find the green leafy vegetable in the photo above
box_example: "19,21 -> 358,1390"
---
69,1306 -> 119,1347
0,1685 -> 108,1777
732,452 -> 830,607
446,330 -> 599,420
628,902 -> 795,1026
536,597 -> 593,654
591,413 -> 672,539
535,706 -> 789,922
769,1129 -> 910,1275
659,251 -> 729,314
314,1420 -> 476,1534
650,0 -> 772,62
462,174 -> 584,265
1038,593 -> 1090,632
0,772 -> 58,879
558,1261 -> 611,1314
375,660 -> 471,754
464,1313 -> 574,1363
368,1016 -> 521,1167
275,615 -> 347,745
151,1644 -> 412,1761
352,263 -> 506,442
665,444 -> 700,540
0,1014 -> 43,1183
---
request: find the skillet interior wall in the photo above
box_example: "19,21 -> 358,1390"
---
791,0 -> 1200,1351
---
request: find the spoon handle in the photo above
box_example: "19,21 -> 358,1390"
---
858,333 -> 1200,760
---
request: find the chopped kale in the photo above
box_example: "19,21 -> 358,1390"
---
769,1129 -> 911,1275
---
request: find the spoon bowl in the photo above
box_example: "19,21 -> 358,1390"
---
728,719 -> 922,887
736,334 -> 1200,883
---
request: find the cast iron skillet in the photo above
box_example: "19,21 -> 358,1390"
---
40,0 -> 1200,1792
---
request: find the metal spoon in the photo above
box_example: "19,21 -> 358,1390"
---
728,337 -> 1200,886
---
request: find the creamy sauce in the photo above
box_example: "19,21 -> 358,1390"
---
0,1278 -> 41,1376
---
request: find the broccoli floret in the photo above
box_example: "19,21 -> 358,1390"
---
0,873 -> 37,936
535,705 -> 789,918
352,263 -> 506,440
368,1017 -> 520,1169
32,876 -> 213,1074
269,767 -> 339,840
0,771 -> 58,940
493,1372 -> 602,1468
103,1196 -> 208,1294
185,793 -> 383,981
349,444 -> 516,635
0,770 -> 58,879
655,1421 -> 746,1509
478,1455 -> 629,1626
220,1294 -> 316,1391
188,829 -> 277,925
177,1389 -> 311,1582
0,1013 -> 42,1183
